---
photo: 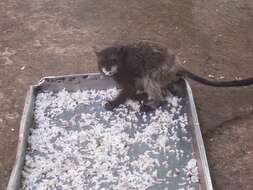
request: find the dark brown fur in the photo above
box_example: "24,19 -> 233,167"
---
96,42 -> 177,111
96,41 -> 253,112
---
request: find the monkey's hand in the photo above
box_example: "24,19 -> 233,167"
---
104,101 -> 115,111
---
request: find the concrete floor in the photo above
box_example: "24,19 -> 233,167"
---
0,0 -> 253,189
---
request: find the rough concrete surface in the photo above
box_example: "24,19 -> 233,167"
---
0,0 -> 252,189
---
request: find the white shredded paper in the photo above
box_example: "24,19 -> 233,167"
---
21,88 -> 199,190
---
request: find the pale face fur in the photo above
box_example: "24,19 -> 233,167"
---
101,65 -> 118,76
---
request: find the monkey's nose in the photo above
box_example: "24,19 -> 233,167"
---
106,65 -> 112,71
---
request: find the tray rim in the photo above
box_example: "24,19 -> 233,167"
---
7,86 -> 35,190
7,73 -> 213,190
185,81 -> 213,190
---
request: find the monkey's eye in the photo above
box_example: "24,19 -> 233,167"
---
110,58 -> 117,65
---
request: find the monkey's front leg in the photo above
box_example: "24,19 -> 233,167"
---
104,89 -> 134,111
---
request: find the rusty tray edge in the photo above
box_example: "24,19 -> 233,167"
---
7,73 -> 213,190
7,86 -> 35,190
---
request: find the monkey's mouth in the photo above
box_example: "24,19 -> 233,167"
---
101,66 -> 118,76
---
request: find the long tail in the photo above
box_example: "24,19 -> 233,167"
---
177,70 -> 253,87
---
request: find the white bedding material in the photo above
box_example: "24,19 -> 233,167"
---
21,88 -> 199,190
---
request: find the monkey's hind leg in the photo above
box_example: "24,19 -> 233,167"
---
167,78 -> 186,97
140,79 -> 166,112
131,92 -> 148,102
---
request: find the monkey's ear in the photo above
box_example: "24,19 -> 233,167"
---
116,46 -> 124,54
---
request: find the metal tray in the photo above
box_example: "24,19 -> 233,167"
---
7,73 -> 213,190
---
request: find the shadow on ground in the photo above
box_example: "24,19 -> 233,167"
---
0,0 -> 253,189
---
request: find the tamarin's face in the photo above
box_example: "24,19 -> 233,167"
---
96,47 -> 123,76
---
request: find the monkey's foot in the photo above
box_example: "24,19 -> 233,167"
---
131,93 -> 148,102
104,101 -> 115,111
159,100 -> 168,107
140,104 -> 154,112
